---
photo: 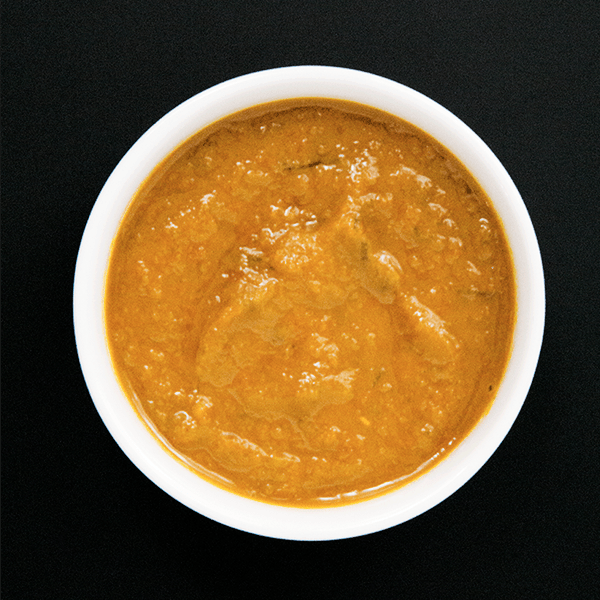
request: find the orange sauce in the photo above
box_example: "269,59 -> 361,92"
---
105,100 -> 516,506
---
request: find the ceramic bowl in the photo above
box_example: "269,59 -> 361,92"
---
74,66 -> 544,540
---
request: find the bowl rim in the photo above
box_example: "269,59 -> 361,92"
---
73,65 -> 545,540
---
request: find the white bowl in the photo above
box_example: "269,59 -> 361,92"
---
73,66 -> 545,540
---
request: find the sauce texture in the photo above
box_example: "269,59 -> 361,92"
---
105,100 -> 516,506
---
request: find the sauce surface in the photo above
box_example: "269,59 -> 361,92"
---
105,100 -> 516,506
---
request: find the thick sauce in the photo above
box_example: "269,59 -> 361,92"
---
105,100 -> 516,506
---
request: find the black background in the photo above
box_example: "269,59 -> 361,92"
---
2,1 -> 599,598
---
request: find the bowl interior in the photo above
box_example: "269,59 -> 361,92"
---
74,66 -> 544,540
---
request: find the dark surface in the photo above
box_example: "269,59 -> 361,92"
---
2,1 -> 598,598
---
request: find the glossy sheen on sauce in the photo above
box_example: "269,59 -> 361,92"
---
105,100 -> 516,506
